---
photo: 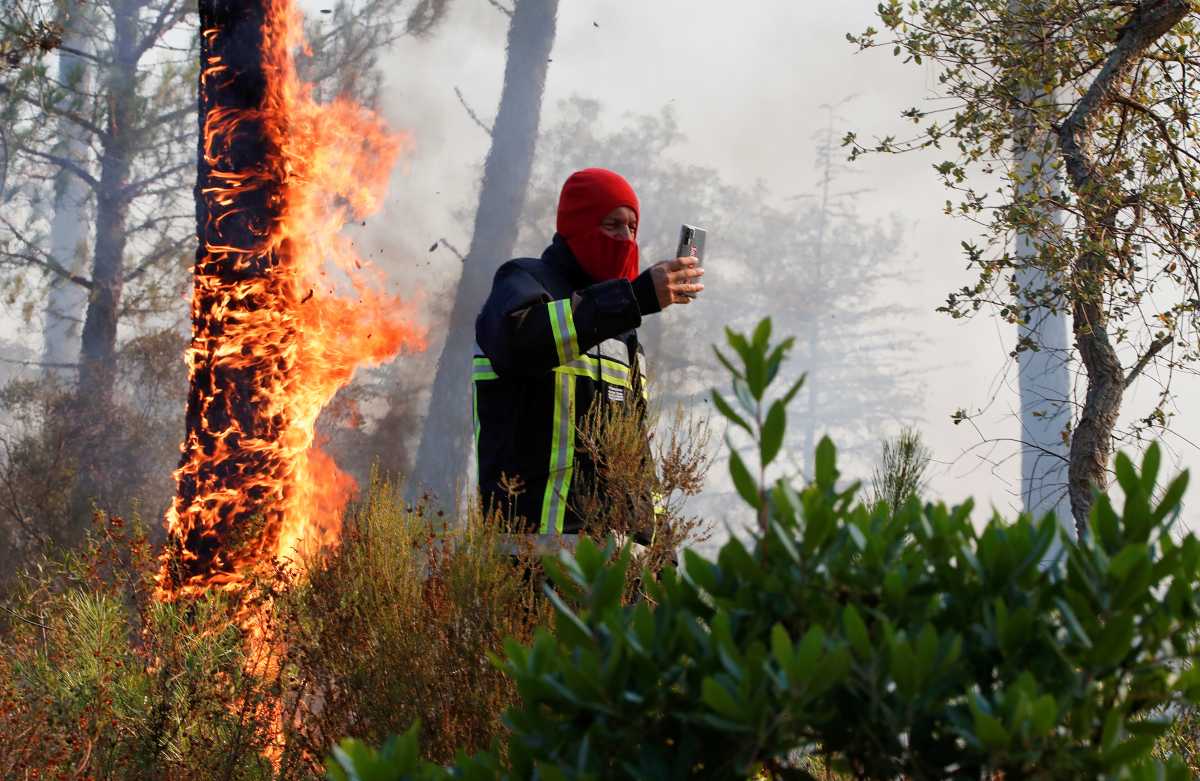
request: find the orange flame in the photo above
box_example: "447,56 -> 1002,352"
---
160,0 -> 424,600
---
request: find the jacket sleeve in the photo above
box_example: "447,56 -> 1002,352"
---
476,262 -> 661,377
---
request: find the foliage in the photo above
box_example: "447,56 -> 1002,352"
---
573,399 -> 715,593
0,513 -> 278,780
846,0 -> 1200,528
0,481 -> 551,779
335,319 -> 1200,779
0,326 -> 186,572
276,476 -> 551,771
868,425 -> 932,512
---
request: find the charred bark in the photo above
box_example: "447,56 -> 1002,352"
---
1057,0 -> 1191,535
411,0 -> 558,503
162,0 -> 284,589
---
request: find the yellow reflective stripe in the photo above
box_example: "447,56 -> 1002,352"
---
540,371 -> 576,533
473,355 -> 498,381
599,358 -> 631,387
548,299 -> 580,365
473,380 -> 482,454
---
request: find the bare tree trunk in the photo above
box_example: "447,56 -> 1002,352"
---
1010,1 -> 1072,543
802,109 -> 834,480
411,0 -> 558,503
1058,0 -> 1190,535
43,4 -> 95,378
71,0 -> 138,511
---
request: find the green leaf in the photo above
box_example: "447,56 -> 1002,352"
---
1055,597 -> 1092,649
1153,471 -> 1189,524
701,676 -> 743,720
1093,613 -> 1135,668
761,400 -> 786,467
733,377 -> 757,417
752,318 -> 772,352
764,337 -> 795,387
1031,694 -> 1057,736
782,373 -> 807,407
771,624 -> 794,669
713,345 -> 742,380
711,390 -> 753,435
843,605 -> 870,658
1141,442 -> 1161,495
973,711 -> 1010,750
544,585 -> 594,646
794,626 -> 826,678
1109,543 -> 1148,580
729,447 -> 761,509
815,437 -> 838,487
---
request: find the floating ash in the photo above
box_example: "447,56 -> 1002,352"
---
159,0 -> 424,601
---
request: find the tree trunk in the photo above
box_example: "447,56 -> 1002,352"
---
410,0 -> 558,504
1009,1 -> 1072,542
161,0 -> 282,591
802,110 -> 834,480
43,4 -> 95,377
71,0 -> 138,512
1057,0 -> 1191,535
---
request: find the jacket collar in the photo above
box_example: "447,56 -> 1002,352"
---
543,233 -> 593,291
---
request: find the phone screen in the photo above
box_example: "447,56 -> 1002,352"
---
676,224 -> 707,265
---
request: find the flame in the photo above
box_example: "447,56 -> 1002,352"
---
159,0 -> 424,599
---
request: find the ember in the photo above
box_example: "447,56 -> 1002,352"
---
159,0 -> 424,600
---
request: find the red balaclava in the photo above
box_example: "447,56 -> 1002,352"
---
556,168 -> 640,282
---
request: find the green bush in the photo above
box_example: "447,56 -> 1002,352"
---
331,319 -> 1200,780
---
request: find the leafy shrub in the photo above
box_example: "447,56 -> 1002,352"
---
332,319 -> 1200,780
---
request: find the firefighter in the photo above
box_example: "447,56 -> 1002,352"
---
472,168 -> 704,551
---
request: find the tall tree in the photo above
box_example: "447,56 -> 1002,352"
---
1009,0 -> 1072,535
850,0 -> 1200,534
411,0 -> 558,501
42,3 -> 95,376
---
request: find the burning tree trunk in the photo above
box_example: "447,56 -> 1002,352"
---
161,0 -> 422,597
411,0 -> 558,503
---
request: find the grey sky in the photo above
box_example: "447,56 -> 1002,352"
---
361,0 -> 1198,527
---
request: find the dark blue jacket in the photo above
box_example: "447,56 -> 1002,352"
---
473,235 -> 660,535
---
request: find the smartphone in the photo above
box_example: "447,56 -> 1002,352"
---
676,224 -> 707,265
676,224 -> 706,299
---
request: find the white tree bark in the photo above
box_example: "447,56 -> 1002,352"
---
43,5 -> 95,378
1007,0 -> 1072,544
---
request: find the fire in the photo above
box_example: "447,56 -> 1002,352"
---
159,0 -> 425,600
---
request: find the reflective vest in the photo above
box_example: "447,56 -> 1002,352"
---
473,235 -> 657,536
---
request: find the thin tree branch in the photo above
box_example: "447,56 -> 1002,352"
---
0,604 -> 51,631
0,215 -> 94,288
485,0 -> 514,17
454,86 -> 493,136
20,146 -> 100,191
439,237 -> 466,261
121,160 -> 191,200
1125,334 -> 1173,389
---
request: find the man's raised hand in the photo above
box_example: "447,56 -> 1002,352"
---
650,256 -> 704,308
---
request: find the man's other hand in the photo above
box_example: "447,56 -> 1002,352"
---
650,257 -> 704,308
